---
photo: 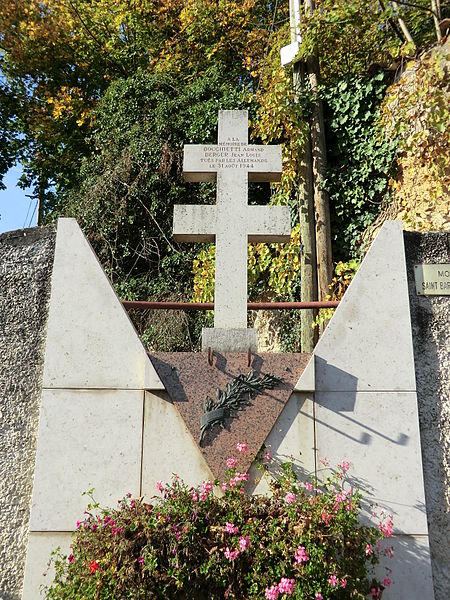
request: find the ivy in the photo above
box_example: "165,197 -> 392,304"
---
321,72 -> 398,258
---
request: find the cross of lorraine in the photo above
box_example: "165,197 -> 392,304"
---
173,110 -> 291,352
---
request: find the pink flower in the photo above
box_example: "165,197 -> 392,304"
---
319,457 -> 329,466
138,557 -> 144,564
224,546 -> 240,560
379,515 -> 393,538
199,492 -> 207,501
68,554 -> 74,564
156,481 -> 164,492
383,577 -> 392,588
265,585 -> 279,599
339,460 -> 350,472
304,481 -> 313,492
328,574 -> 338,586
335,490 -> 346,504
264,449 -> 271,461
365,543 -> 373,555
226,457 -> 238,469
236,442 -> 248,453
294,545 -> 309,564
239,535 -> 251,551
190,490 -> 198,502
321,511 -> 332,525
201,480 -> 214,494
225,522 -> 239,534
370,587 -> 382,598
340,578 -> 347,588
315,594 -> 323,600
285,492 -> 296,504
278,578 -> 295,595
221,482 -> 228,492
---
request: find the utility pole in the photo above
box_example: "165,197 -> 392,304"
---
304,0 -> 333,305
283,0 -> 318,351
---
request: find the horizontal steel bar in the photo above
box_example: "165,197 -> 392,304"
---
122,300 -> 340,311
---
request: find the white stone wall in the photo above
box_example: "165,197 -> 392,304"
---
0,227 -> 56,600
252,222 -> 435,599
21,220 -> 213,599
10,219 -> 444,600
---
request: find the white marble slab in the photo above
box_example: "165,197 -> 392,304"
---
29,389 -> 143,531
313,221 -> 416,392
375,535 -> 435,599
22,532 -> 72,600
294,355 -> 315,391
248,392 -> 315,495
314,391 -> 428,535
43,218 -> 163,390
141,392 -> 214,495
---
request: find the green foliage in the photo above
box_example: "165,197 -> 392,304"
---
46,452 -> 392,599
298,1 -> 399,82
321,73 -> 398,258
52,68 -> 249,349
62,72 -> 236,300
0,83 -> 20,189
314,260 -> 360,330
380,48 -> 449,187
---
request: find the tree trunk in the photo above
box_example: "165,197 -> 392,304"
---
392,2 -> 416,47
431,0 -> 442,42
289,0 -> 318,352
295,63 -> 318,351
304,0 -> 333,303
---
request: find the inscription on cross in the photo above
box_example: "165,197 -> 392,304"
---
173,110 -> 290,352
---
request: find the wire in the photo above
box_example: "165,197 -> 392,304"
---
23,199 -> 32,228
256,0 -> 280,93
27,200 -> 37,227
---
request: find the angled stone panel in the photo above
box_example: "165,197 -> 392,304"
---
294,355 -> 315,391
313,221 -> 416,392
142,391 -> 214,494
375,535 -> 435,599
29,389 -> 144,531
42,218 -> 163,390
315,391 -> 428,535
247,392 -> 315,495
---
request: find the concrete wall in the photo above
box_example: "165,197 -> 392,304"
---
0,227 -> 56,600
404,232 -> 450,600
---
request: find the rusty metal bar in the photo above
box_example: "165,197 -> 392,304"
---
122,300 -> 339,311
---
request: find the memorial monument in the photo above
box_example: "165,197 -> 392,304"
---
173,109 -> 290,352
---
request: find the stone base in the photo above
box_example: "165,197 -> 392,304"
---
201,328 -> 258,352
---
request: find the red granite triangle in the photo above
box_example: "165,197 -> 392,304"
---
148,352 -> 310,482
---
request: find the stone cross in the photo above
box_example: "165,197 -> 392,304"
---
173,110 -> 290,352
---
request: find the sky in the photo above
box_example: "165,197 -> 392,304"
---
0,165 -> 37,234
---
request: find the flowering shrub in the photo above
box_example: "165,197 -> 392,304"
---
47,446 -> 393,599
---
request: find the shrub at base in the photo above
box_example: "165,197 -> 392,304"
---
46,447 -> 393,599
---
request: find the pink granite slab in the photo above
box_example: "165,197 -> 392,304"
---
148,352 -> 310,481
